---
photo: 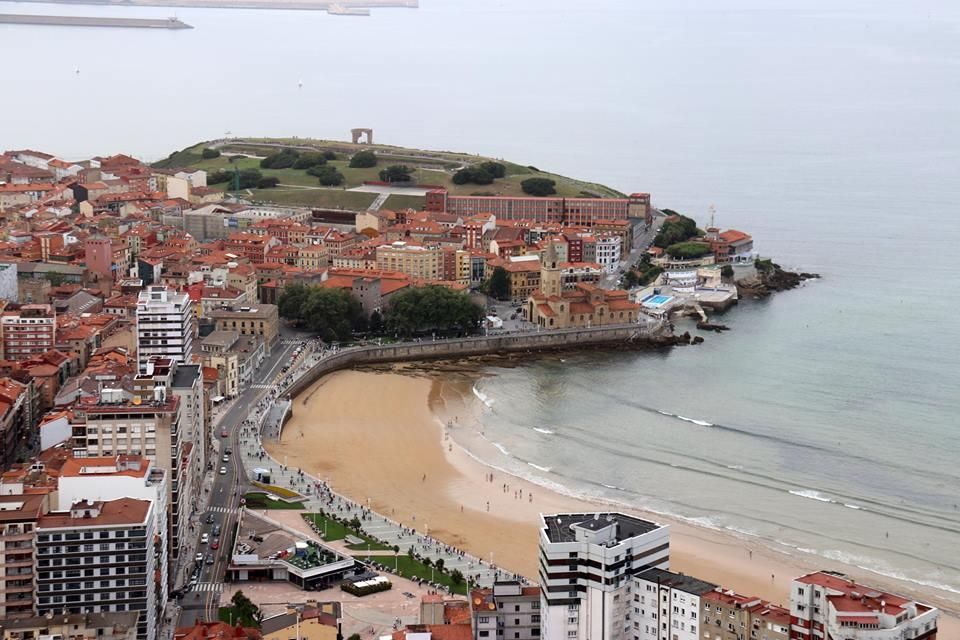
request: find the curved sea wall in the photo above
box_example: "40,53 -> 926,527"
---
283,322 -> 670,399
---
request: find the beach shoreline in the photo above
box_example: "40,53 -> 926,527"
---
265,367 -> 959,634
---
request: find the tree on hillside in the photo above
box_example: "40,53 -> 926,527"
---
653,215 -> 701,249
201,148 -> 220,159
260,148 -> 300,169
486,266 -> 510,301
292,153 -> 326,170
384,286 -> 484,338
237,168 -> 263,190
478,161 -> 506,178
208,170 -> 231,185
321,150 -> 338,161
256,177 -> 280,189
521,177 -> 557,197
308,165 -> 345,186
379,165 -> 413,183
721,265 -> 734,279
349,150 -> 377,168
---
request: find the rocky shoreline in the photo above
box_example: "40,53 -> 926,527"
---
736,261 -> 820,299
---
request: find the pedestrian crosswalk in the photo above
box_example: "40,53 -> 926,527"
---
194,582 -> 223,593
207,506 -> 237,514
251,384 -> 273,389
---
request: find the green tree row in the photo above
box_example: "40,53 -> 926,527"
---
452,161 -> 506,186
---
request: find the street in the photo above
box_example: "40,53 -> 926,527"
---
173,330 -> 302,629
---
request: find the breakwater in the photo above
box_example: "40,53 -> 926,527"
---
0,13 -> 192,28
283,322 -> 670,399
5,0 -> 417,11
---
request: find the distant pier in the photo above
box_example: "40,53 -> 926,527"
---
1,0 -> 417,12
0,13 -> 193,28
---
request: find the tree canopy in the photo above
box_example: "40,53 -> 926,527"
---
520,177 -> 557,196
278,283 -> 365,341
665,241 -> 713,259
485,266 -> 510,300
229,591 -> 264,628
260,148 -> 300,169
653,214 -> 702,248
201,148 -> 220,159
384,286 -> 484,337
452,162 -> 504,186
349,150 -> 378,168
236,168 -> 262,190
308,165 -> 345,186
292,153 -> 327,170
256,177 -> 280,189
379,165 -> 413,183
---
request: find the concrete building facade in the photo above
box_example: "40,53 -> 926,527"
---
539,513 -> 670,640
135,286 -> 197,372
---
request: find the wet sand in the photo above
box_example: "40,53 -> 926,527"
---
266,369 -> 959,634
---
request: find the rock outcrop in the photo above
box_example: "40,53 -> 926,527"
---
736,262 -> 819,299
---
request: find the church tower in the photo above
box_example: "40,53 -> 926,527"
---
541,239 -> 562,297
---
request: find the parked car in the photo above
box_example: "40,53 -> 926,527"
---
220,429 -> 228,438
195,553 -> 203,563
200,533 -> 209,544
224,447 -> 232,455
213,524 -> 221,537
219,466 -> 227,475
211,539 -> 220,550
222,455 -> 229,463
205,554 -> 214,565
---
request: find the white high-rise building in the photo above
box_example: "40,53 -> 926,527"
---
539,513 -> 670,640
35,497 -> 165,640
135,286 -> 196,372
631,568 -> 716,640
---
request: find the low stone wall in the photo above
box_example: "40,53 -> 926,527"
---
283,322 -> 667,399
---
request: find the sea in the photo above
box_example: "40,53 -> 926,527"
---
2,0 -> 959,600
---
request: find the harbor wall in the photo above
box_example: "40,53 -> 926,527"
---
283,322 -> 668,399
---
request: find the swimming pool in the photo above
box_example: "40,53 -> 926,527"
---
642,294 -> 673,307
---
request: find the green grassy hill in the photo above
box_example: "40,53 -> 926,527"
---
154,138 -> 626,211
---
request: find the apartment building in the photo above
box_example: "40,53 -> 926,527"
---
1,304 -> 56,361
73,363 -> 192,566
35,497 -> 165,640
539,513 -> 670,640
0,611 -> 140,640
631,569 -> 716,640
208,305 -> 279,354
701,589 -> 789,640
472,581 -> 542,640
56,455 -> 169,597
135,286 -> 197,372
790,571 -> 938,640
0,493 -> 48,619
0,378 -> 31,470
375,241 -> 441,280
596,233 -> 623,274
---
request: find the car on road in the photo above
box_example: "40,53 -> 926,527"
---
205,554 -> 214,565
219,466 -> 227,475
213,524 -> 221,536
222,455 -> 229,463
220,429 -> 228,438
200,533 -> 209,544
211,539 -> 219,550
224,447 -> 232,455
206,513 -> 215,524
195,552 -> 203,563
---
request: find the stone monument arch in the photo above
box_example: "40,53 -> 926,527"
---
351,128 -> 374,144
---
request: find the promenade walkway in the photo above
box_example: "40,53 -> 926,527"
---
235,338 -> 531,590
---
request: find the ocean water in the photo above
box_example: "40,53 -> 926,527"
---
2,0 -> 959,599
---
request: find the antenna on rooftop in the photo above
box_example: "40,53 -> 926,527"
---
708,204 -> 716,229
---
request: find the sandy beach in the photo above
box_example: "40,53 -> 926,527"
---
266,368 -> 959,634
